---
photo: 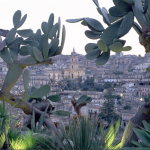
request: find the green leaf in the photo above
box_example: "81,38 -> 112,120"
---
85,43 -> 98,53
95,49 -> 110,65
113,0 -> 132,12
132,0 -> 148,28
38,104 -> 50,131
86,48 -> 101,60
16,14 -> 27,28
41,22 -> 48,34
101,7 -> 111,25
9,46 -> 19,61
20,46 -> 29,56
47,95 -> 61,102
35,29 -> 41,50
66,18 -> 84,23
97,40 -> 107,52
109,42 -> 123,53
84,18 -> 104,32
48,38 -> 59,57
26,44 -> 35,58
122,46 -> 132,51
101,19 -> 122,45
57,17 -> 61,38
81,20 -> 87,26
17,29 -> 33,37
0,40 -> 6,51
8,37 -> 23,48
41,34 -> 49,60
59,25 -> 66,54
20,56 -> 37,65
23,69 -> 29,90
52,110 -> 70,116
143,120 -> 150,132
6,28 -> 16,44
0,48 -> 13,65
31,111 -> 35,131
107,14 -> 121,23
132,140 -> 147,147
30,85 -> 50,98
85,30 -> 100,39
132,128 -> 150,146
86,97 -> 92,103
48,23 -> 58,39
113,38 -> 126,46
109,6 -> 128,17
13,10 -> 21,27
117,11 -> 134,38
33,47 -> 43,62
47,13 -> 54,34
22,40 -> 39,47
76,95 -> 88,104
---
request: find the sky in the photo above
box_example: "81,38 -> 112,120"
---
0,0 -> 145,56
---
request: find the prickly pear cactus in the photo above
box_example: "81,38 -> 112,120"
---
66,0 -> 150,65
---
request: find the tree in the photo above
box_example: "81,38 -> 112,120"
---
0,10 -> 66,133
66,0 -> 150,147
99,89 -> 119,125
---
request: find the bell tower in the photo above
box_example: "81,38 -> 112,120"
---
70,48 -> 79,70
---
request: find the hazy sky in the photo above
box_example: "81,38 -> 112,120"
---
0,0 -> 145,56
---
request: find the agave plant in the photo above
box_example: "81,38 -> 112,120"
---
123,120 -> 150,150
42,117 -> 121,150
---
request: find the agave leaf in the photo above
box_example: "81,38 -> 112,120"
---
6,28 -> 16,44
131,140 -> 147,147
38,104 -> 50,131
86,48 -> 101,60
117,11 -> 134,38
20,46 -> 29,56
30,85 -> 50,98
76,95 -> 88,104
48,38 -> 59,57
17,29 -> 33,37
85,43 -> 98,53
66,18 -> 84,23
109,42 -> 123,53
113,0 -> 132,12
31,110 -> 35,131
47,95 -> 61,102
23,69 -> 29,90
85,30 -> 100,39
33,47 -> 43,62
58,25 -> 66,54
142,120 -> 150,132
132,128 -> 150,146
84,18 -> 104,32
95,49 -> 110,65
97,39 -> 107,52
41,34 -> 49,60
20,56 -> 37,65
47,13 -> 54,34
16,14 -> 27,28
52,110 -> 70,116
41,22 -> 48,35
48,23 -> 58,39
109,6 -> 128,17
13,10 -> 21,27
0,48 -> 13,65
